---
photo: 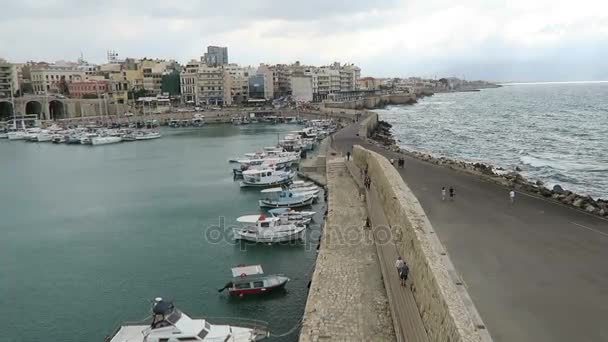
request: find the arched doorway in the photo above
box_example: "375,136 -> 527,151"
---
49,100 -> 66,120
0,101 -> 13,121
25,101 -> 43,116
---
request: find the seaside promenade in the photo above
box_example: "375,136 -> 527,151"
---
332,116 -> 608,342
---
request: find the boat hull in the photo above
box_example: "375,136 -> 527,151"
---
235,228 -> 305,243
91,136 -> 122,145
240,178 -> 293,188
229,281 -> 288,296
259,196 -> 315,208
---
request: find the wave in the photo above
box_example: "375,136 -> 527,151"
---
519,155 -> 608,172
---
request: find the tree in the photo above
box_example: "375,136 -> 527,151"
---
161,71 -> 181,96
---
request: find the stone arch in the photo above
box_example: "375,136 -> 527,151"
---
0,101 -> 13,121
49,100 -> 66,120
25,101 -> 43,116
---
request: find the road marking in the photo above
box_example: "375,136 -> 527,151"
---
570,221 -> 608,238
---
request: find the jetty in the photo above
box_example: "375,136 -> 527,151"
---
317,109 -> 608,342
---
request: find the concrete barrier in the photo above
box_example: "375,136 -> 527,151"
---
353,145 -> 492,342
358,112 -> 378,138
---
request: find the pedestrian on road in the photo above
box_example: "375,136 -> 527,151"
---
346,151 -> 351,161
399,263 -> 409,286
449,187 -> 455,201
395,256 -> 404,273
441,187 -> 446,201
400,157 -> 405,169
509,189 -> 515,204
390,158 -> 395,165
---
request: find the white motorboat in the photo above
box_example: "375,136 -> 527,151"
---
258,189 -> 316,208
7,131 -> 27,140
262,185 -> 320,197
107,298 -> 269,342
240,169 -> 295,188
235,215 -> 305,243
0,131 -> 7,139
51,134 -> 67,144
35,131 -> 54,142
135,130 -> 162,140
91,136 -> 122,145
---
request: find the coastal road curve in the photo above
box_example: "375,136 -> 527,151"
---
332,119 -> 608,342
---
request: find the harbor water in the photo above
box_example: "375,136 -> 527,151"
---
378,82 -> 608,199
0,124 -> 323,341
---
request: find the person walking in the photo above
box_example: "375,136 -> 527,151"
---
441,187 -> 446,201
346,151 -> 351,161
449,187 -> 455,201
395,256 -> 404,273
390,158 -> 395,166
509,189 -> 515,204
399,263 -> 409,287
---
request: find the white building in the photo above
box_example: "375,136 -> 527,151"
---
223,63 -> 250,104
256,64 -> 275,100
180,60 -> 201,104
0,59 -> 18,99
290,76 -> 313,102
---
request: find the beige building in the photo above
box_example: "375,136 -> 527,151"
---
196,65 -> 231,106
180,60 -> 201,104
30,62 -> 97,94
223,63 -> 249,104
256,64 -> 275,100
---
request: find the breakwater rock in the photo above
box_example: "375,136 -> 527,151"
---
368,126 -> 608,218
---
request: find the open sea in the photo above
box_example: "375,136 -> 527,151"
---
377,82 -> 608,200
0,124 -> 323,342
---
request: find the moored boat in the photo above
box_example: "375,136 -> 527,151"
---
258,189 -> 316,208
240,169 -> 295,188
234,214 -> 305,243
218,265 -> 289,296
106,297 -> 269,342
91,136 -> 122,146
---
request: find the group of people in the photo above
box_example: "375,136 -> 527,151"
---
394,256 -> 409,287
441,186 -> 456,201
390,157 -> 406,168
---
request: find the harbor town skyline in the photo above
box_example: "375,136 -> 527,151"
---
1,0 -> 608,81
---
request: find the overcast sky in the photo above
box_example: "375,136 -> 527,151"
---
1,0 -> 607,81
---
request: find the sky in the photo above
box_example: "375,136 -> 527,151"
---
1,0 -> 608,82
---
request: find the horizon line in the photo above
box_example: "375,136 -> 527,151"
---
499,80 -> 608,85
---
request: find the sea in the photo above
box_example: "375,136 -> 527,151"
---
377,82 -> 608,200
0,124 -> 323,342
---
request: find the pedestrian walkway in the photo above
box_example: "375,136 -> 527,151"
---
346,160 -> 429,342
300,157 -> 395,342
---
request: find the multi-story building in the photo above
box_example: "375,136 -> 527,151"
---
67,80 -> 109,98
180,60 -> 200,104
30,61 -> 97,94
0,59 -> 18,99
203,46 -> 228,67
196,65 -> 231,106
140,59 -> 178,95
270,64 -> 292,98
291,76 -> 313,102
223,63 -> 249,104
255,64 -> 274,100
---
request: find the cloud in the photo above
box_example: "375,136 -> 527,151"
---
0,0 -> 607,81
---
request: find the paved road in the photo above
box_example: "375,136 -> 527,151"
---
333,120 -> 608,342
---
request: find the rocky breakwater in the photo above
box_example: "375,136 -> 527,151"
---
369,122 -> 608,218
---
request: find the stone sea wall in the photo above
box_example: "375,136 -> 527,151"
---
358,112 -> 378,138
353,145 -> 491,342
324,93 -> 419,110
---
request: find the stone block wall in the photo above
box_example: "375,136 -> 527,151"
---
353,145 -> 491,342
358,112 -> 378,138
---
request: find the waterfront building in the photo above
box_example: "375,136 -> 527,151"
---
358,77 -> 379,91
203,45 -> 228,67
256,64 -> 275,100
291,76 -> 313,102
30,61 -> 98,94
196,64 -> 231,106
248,73 -> 266,99
270,64 -> 292,98
67,80 -> 109,98
223,63 -> 250,104
180,60 -> 200,104
0,59 -> 18,99
140,59 -> 179,96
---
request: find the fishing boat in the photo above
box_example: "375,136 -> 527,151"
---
218,265 -> 289,296
259,189 -> 316,208
234,214 -> 305,243
267,208 -> 313,225
51,134 -> 67,144
106,297 -> 269,342
168,119 -> 180,128
268,207 -> 316,219
240,169 -> 295,188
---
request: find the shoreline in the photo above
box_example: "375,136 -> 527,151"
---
369,120 -> 608,218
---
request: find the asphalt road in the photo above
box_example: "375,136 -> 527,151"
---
333,120 -> 608,342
